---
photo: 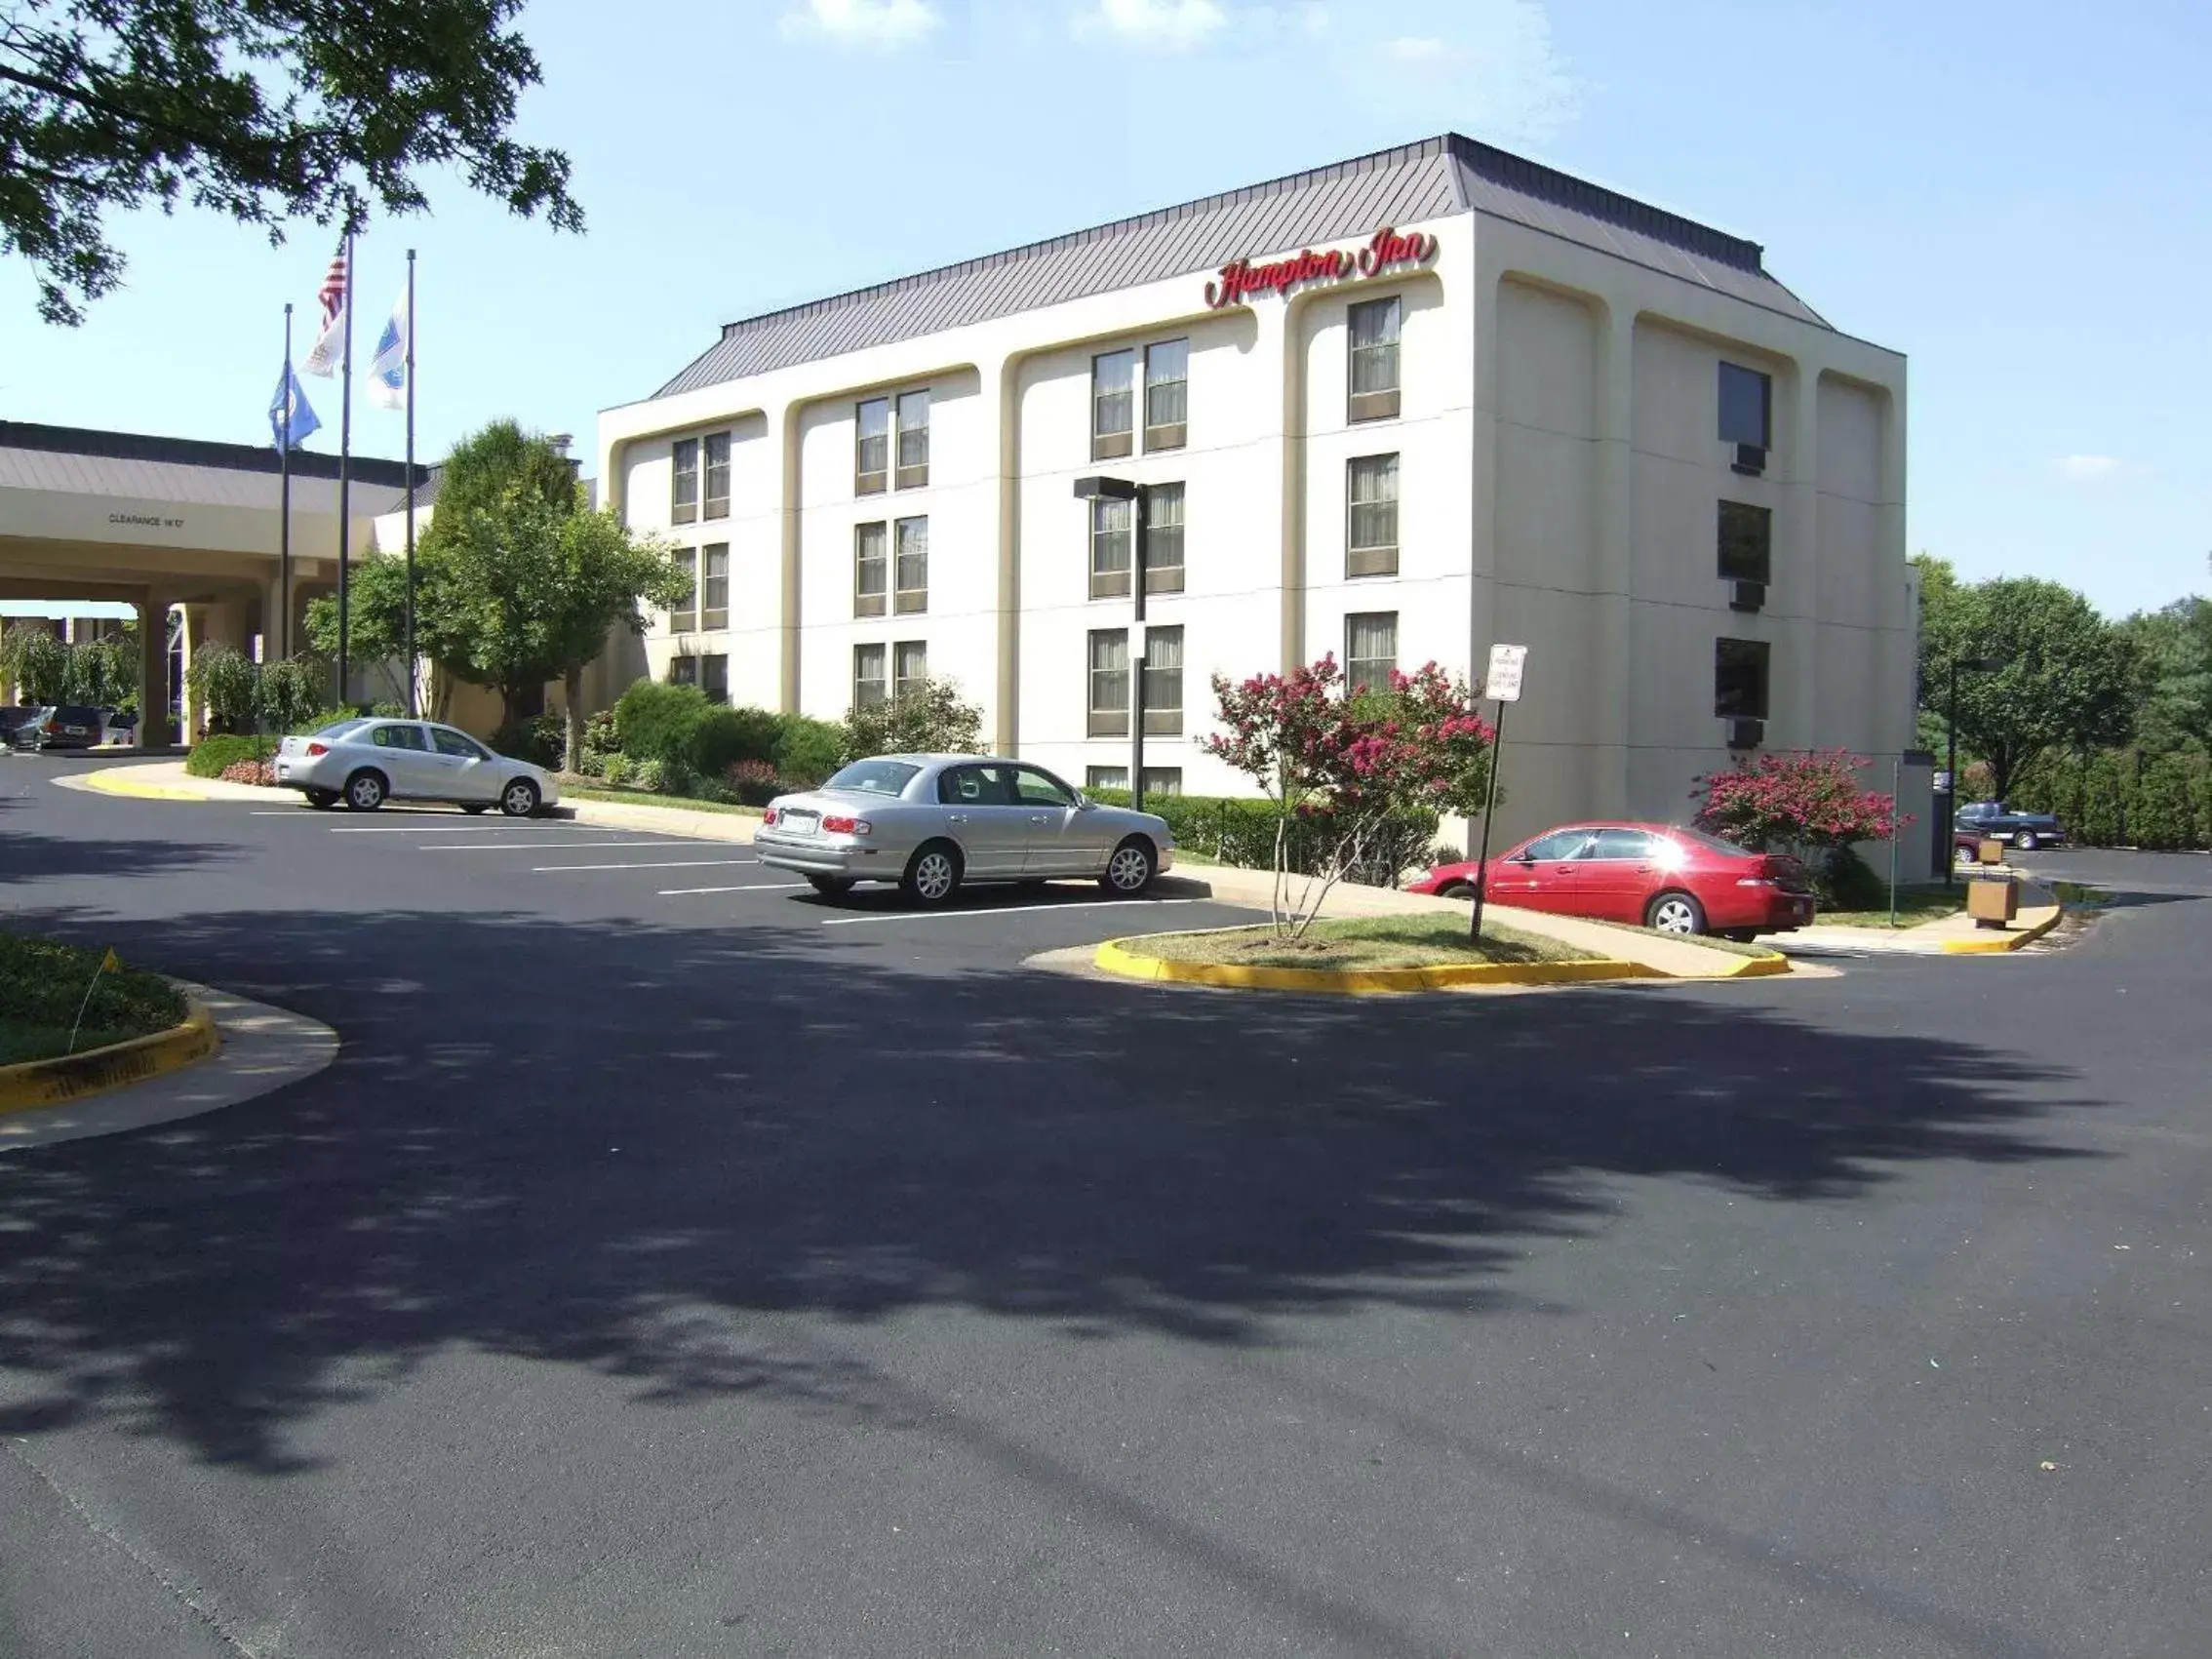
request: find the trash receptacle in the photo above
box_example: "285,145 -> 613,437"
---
1966,872 -> 2020,928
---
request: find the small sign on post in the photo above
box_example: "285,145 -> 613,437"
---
1470,644 -> 1528,943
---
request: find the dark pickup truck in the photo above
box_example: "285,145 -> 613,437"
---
1954,800 -> 2065,854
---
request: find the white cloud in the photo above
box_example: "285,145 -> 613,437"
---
1072,0 -> 1229,51
2050,454 -> 2130,482
780,0 -> 942,51
1380,34 -> 1451,64
1360,1 -> 1577,146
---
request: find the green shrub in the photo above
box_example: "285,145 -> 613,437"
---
1083,787 -> 1433,883
599,753 -> 632,786
843,675 -> 982,761
492,710 -> 565,768
370,698 -> 408,718
615,679 -> 710,767
1816,846 -> 1888,910
257,655 -> 327,731
184,644 -> 259,734
773,715 -> 845,788
688,703 -> 780,775
2076,751 -> 2127,846
184,734 -> 263,777
2130,754 -> 2198,850
725,758 -> 780,806
629,757 -> 665,793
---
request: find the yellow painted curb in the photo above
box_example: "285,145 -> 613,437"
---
77,769 -> 212,802
1938,905 -> 2065,954
0,1000 -> 220,1114
1093,935 -> 1673,995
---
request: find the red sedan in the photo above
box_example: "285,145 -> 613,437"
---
1405,822 -> 1818,938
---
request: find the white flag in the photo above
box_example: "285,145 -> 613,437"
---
368,287 -> 409,411
301,240 -> 349,377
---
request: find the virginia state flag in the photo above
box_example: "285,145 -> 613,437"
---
367,286 -> 409,411
268,363 -> 321,451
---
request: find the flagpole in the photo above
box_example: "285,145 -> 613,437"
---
336,228 -> 355,710
404,247 -> 417,718
280,303 -> 294,661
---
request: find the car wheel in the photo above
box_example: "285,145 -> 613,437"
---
2013,829 -> 2038,851
900,841 -> 963,907
343,770 -> 387,812
807,875 -> 856,896
1100,836 -> 1158,896
1645,890 -> 1706,935
303,789 -> 338,810
1439,881 -> 1476,900
499,777 -> 541,817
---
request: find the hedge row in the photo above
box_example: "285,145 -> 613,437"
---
2010,748 -> 2212,850
1084,787 -> 1440,883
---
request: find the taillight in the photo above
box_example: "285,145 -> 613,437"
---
306,741 -> 329,757
43,722 -> 58,734
820,814 -> 871,835
762,808 -> 778,826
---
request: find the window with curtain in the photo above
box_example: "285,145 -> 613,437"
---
1143,624 -> 1183,735
1087,629 -> 1129,735
855,398 -> 889,494
852,643 -> 887,708
701,543 -> 729,630
894,517 -> 928,613
1144,338 -> 1188,450
701,654 -> 729,704
1348,296 -> 1402,421
1718,501 -> 1772,583
671,438 -> 699,525
893,640 -> 928,699
1347,454 -> 1400,576
1091,348 -> 1134,459
1142,483 -> 1185,593
702,432 -> 731,519
669,547 -> 697,632
895,389 -> 929,488
1346,612 -> 1397,693
853,522 -> 887,617
1089,495 -> 1132,599
1086,766 -> 1128,793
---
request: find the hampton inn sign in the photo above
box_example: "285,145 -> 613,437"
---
1203,225 -> 1439,308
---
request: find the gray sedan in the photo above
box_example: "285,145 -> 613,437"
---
755,754 -> 1175,905
273,717 -> 558,815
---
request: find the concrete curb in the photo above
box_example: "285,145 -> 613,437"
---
63,767 -> 218,802
1938,900 -> 2066,954
0,998 -> 219,1115
1092,930 -> 1789,995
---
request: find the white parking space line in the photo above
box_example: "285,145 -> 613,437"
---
819,898 -> 1201,927
531,859 -> 758,874
328,824 -> 541,834
656,882 -> 810,895
415,841 -> 706,852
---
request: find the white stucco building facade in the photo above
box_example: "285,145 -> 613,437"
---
598,134 -> 1912,845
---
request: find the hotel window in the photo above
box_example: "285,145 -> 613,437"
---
1087,629 -> 1129,736
893,516 -> 928,613
1718,363 -> 1771,448
1089,495 -> 1132,599
1143,625 -> 1183,736
1143,483 -> 1185,594
1086,766 -> 1182,796
1144,338 -> 1188,451
668,546 -> 697,632
701,653 -> 729,705
1718,501 -> 1772,583
893,640 -> 928,699
855,398 -> 889,494
853,522 -> 888,617
671,438 -> 699,525
895,389 -> 930,489
702,432 -> 731,520
852,643 -> 887,708
1091,348 -> 1135,460
700,543 -> 729,631
1346,612 -> 1398,694
669,654 -> 697,687
1715,638 -> 1771,719
1348,296 -> 1402,422
1347,454 -> 1400,576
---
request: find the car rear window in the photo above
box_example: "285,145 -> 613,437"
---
1672,827 -> 1760,858
824,759 -> 921,798
312,718 -> 371,739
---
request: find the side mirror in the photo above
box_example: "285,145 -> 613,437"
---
1074,794 -> 1095,810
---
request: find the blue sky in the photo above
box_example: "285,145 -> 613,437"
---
3,0 -> 2205,616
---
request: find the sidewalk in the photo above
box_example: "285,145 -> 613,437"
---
1780,878 -> 2063,956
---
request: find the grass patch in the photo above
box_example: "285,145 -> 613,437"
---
1131,915 -> 1597,971
557,781 -> 763,817
1814,888 -> 1965,929
0,931 -> 187,1066
2050,881 -> 2112,908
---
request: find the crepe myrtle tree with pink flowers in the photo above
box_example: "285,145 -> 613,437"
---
1693,749 -> 1906,897
1203,656 -> 1497,938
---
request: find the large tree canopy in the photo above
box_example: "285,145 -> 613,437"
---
2,0 -> 581,324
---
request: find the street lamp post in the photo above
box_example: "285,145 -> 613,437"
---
1942,655 -> 2002,885
1073,475 -> 1148,815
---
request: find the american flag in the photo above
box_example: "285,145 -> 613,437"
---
317,239 -> 348,327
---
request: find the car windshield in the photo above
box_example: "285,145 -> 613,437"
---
823,759 -> 922,798
1671,827 -> 1761,858
312,718 -> 371,739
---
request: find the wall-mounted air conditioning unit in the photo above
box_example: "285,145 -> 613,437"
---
1729,578 -> 1766,612
1730,443 -> 1766,476
1726,717 -> 1765,750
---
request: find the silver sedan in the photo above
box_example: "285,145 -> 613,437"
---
273,717 -> 559,815
755,754 -> 1175,905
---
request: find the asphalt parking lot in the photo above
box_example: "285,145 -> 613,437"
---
5,754 -> 2211,1659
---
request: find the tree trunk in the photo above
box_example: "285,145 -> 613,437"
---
564,664 -> 584,775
